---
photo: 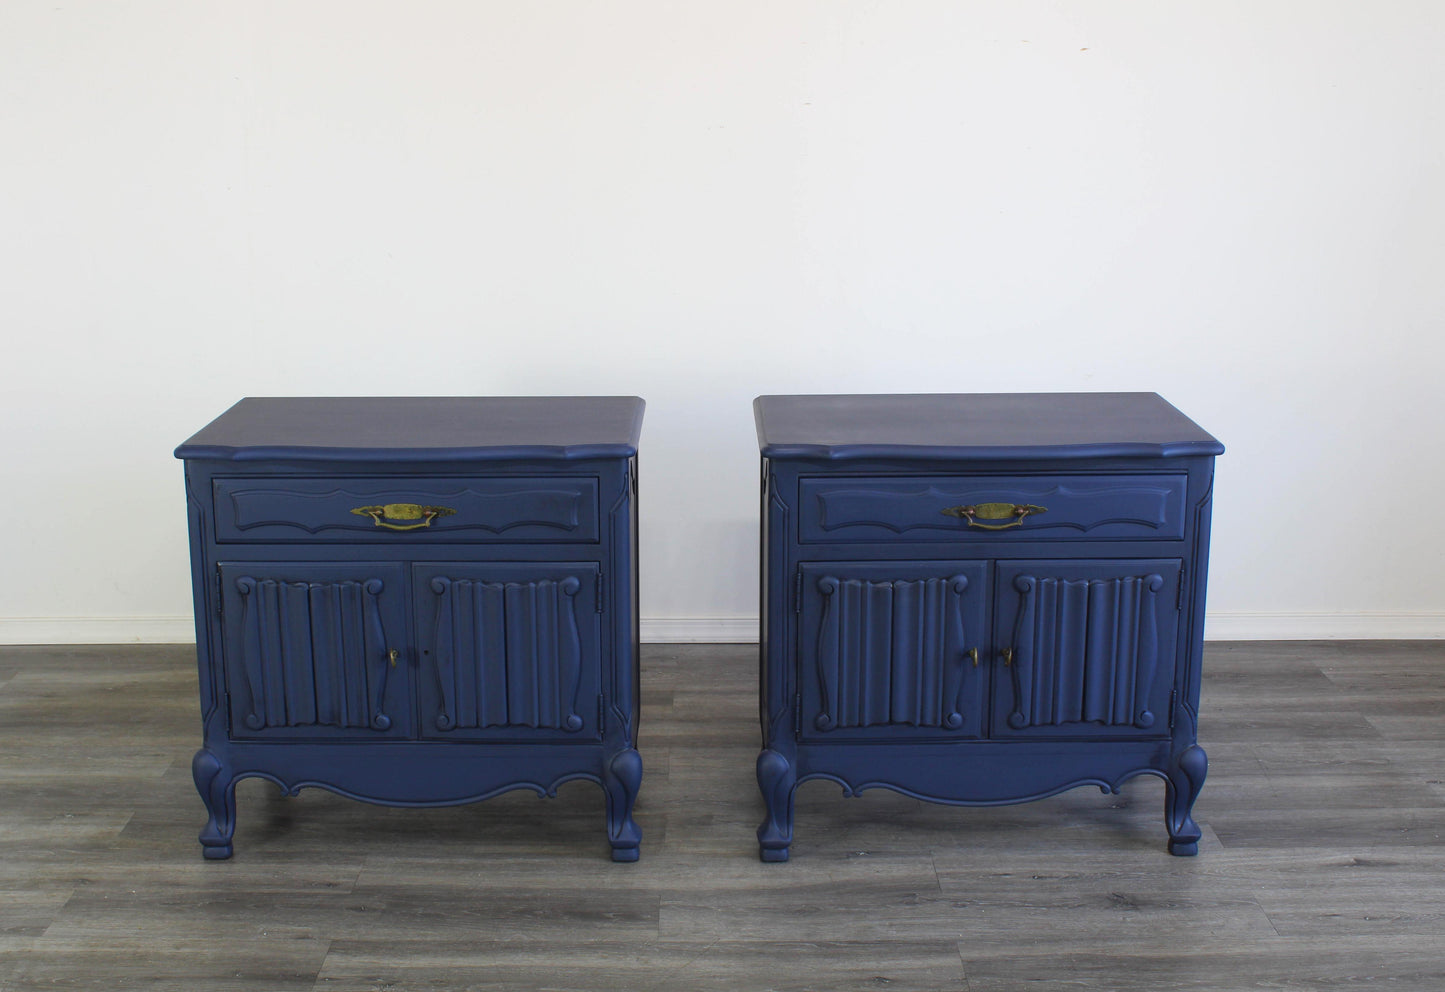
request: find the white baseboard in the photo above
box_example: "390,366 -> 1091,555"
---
1,613 -> 1441,646
640,617 -> 758,643
1201,612 -> 1445,641
0,617 -> 199,645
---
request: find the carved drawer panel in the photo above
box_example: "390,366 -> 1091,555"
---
213,476 -> 599,544
797,474 -> 1187,544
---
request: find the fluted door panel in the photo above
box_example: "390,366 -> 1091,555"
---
992,559 -> 1181,740
413,563 -> 602,741
219,562 -> 411,739
798,562 -> 989,741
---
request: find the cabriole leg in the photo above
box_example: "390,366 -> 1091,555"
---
604,747 -> 643,862
191,748 -> 236,860
1165,744 -> 1208,856
756,749 -> 796,862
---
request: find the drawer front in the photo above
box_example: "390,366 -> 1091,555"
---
214,476 -> 600,543
798,474 -> 1187,543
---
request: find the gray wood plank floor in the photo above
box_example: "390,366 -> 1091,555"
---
1,641 -> 1443,991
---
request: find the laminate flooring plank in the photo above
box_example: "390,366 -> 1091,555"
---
40,869 -> 365,944
347,848 -> 939,899
0,653 -> 195,751
1320,669 -> 1445,695
936,844 -> 1445,945
661,883 -> 1273,948
1362,713 -> 1445,741
32,856 -> 364,899
1202,740 -> 1445,850
1320,687 -> 1445,719
657,883 -> 969,944
1244,848 -> 1445,937
1203,742 -> 1440,811
957,936 -> 1445,992
1212,806 -> 1445,850
1369,742 -> 1445,798
0,885 -> 73,939
0,744 -> 176,782
1313,639 -> 1445,674
670,841 -> 1268,947
0,810 -> 135,858
9,935 -> 330,992
637,743 -> 672,781
1198,705 -> 1384,744
327,875 -> 662,944
40,874 -> 657,947
313,939 -> 967,992
642,746 -> 762,837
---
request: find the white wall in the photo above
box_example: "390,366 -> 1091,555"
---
3,1 -> 1442,643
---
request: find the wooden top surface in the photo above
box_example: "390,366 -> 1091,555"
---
753,392 -> 1223,460
176,396 -> 646,462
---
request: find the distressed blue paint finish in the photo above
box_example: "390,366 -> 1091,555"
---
178,396 -> 644,861
755,393 -> 1221,860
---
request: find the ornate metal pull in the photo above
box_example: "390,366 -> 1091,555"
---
1000,647 -> 1014,667
350,503 -> 457,531
941,502 -> 1047,530
387,649 -> 398,668
966,647 -> 979,667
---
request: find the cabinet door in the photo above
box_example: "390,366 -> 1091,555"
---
413,563 -> 602,741
991,559 -> 1180,740
219,562 -> 411,739
798,562 -> 989,742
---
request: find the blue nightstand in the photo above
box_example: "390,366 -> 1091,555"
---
753,393 -> 1222,860
176,396 -> 645,861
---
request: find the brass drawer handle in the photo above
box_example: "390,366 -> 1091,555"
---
941,502 -> 1047,530
351,503 -> 457,531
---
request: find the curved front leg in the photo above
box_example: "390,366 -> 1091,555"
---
1165,744 -> 1208,856
756,749 -> 796,862
604,747 -> 643,862
191,748 -> 236,860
